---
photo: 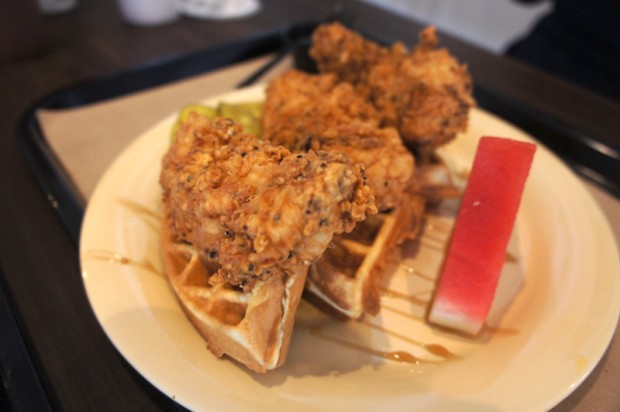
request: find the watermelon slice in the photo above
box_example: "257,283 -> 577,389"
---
428,136 -> 536,335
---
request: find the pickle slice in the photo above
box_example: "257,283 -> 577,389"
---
217,101 -> 263,136
170,104 -> 218,141
171,101 -> 264,141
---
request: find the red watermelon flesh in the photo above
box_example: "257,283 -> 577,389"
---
428,136 -> 536,335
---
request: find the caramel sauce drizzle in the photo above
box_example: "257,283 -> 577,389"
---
424,217 -> 453,233
83,250 -> 164,278
118,199 -> 161,232
484,325 -> 520,336
419,238 -> 447,253
422,231 -> 518,264
83,201 -> 163,277
380,287 -> 429,306
309,326 -> 439,365
381,304 -> 425,321
359,319 -> 459,360
418,222 -> 451,252
504,252 -> 518,264
400,264 -> 435,282
88,199 -> 518,368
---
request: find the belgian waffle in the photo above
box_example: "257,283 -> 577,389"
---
305,194 -> 426,319
160,211 -> 308,373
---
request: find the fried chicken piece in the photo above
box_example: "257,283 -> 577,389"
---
160,114 -> 377,290
261,70 -> 379,148
310,23 -> 475,157
262,70 -> 415,212
316,123 -> 415,212
308,23 -> 388,95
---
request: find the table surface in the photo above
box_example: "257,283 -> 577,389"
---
1,0 -> 619,411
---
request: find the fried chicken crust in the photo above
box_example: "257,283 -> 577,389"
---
261,71 -> 379,148
262,70 -> 415,212
160,114 -> 377,289
309,23 -> 475,157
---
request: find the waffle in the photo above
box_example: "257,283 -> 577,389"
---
305,194 -> 426,319
160,211 -> 308,373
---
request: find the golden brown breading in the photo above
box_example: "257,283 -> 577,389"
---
309,123 -> 415,213
309,23 -> 475,157
309,22 -> 388,94
261,70 -> 379,149
261,70 -> 415,212
160,114 -> 377,290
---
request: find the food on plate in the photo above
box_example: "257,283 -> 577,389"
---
170,101 -> 263,140
262,69 -> 415,212
159,113 -> 376,371
261,24 -> 472,320
217,101 -> 263,136
261,70 -> 379,148
428,136 -> 536,335
160,113 -> 377,285
310,22 -> 475,158
261,68 -> 420,319
160,218 -> 307,373
159,22 -> 529,371
306,193 -> 426,319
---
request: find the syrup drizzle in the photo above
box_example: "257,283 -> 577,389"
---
381,304 -> 425,321
424,228 -> 451,242
83,200 -> 163,277
484,326 -> 520,336
118,198 -> 160,220
380,287 -> 429,306
118,199 -> 161,232
309,326 -> 439,365
419,239 -> 447,253
400,264 -> 435,282
359,319 -> 459,359
504,252 -> 518,264
88,199 -> 518,368
84,250 -> 163,278
424,217 -> 452,233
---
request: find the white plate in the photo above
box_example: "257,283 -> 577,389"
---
80,84 -> 620,411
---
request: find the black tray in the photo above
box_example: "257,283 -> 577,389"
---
19,20 -> 620,245
18,20 -> 321,243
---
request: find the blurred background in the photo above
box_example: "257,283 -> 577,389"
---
363,0 -> 552,53
365,0 -> 620,102
2,0 -> 617,101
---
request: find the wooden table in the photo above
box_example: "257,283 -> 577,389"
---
1,1 -> 619,410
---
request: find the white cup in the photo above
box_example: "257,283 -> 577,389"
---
116,0 -> 179,26
37,0 -> 78,14
179,0 -> 261,20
